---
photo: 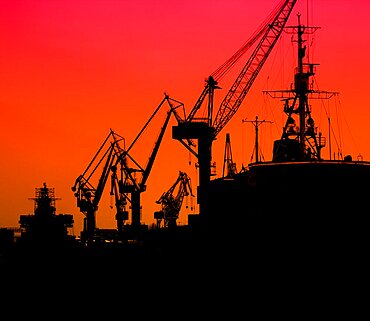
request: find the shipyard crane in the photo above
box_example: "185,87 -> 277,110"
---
172,0 -> 297,221
111,94 -> 185,232
154,171 -> 194,229
71,130 -> 126,242
72,94 -> 184,241
222,133 -> 237,178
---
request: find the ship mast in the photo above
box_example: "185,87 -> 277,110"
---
295,13 -> 317,159
265,13 -> 338,162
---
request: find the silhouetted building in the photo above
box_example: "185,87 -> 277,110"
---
17,183 -> 76,252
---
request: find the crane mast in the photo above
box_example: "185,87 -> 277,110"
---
172,0 -> 297,223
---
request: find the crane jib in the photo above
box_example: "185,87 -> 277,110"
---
212,0 -> 297,137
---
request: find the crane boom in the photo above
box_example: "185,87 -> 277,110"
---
213,0 -> 296,137
140,97 -> 176,189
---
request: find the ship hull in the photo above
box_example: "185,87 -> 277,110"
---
207,161 -> 370,259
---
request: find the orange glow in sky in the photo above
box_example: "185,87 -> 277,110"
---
1,0 -> 370,235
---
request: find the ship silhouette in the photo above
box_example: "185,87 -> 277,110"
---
206,13 -> 370,266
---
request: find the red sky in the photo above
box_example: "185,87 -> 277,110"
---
1,0 -> 370,236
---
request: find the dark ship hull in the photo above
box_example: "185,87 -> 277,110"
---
206,163 -> 370,275
209,161 -> 370,230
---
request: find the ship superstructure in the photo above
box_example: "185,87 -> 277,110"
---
18,183 -> 75,246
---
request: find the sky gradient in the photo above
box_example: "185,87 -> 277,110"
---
1,0 -> 370,235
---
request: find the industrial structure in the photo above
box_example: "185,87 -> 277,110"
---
0,182 -> 79,263
154,171 -> 194,229
72,94 -> 185,243
18,183 -> 74,244
222,133 -> 237,178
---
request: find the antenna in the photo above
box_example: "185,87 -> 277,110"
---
242,116 -> 273,163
